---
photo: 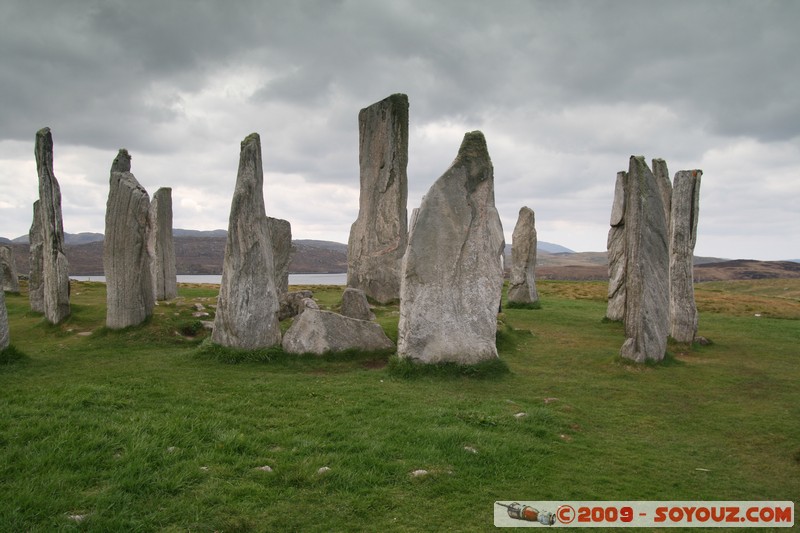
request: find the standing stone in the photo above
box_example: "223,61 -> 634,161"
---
347,93 -> 409,304
620,156 -> 670,363
397,131 -> 505,364
507,206 -> 539,305
212,133 -> 281,349
266,217 -> 291,296
104,149 -> 155,329
652,158 -> 673,230
0,246 -> 20,294
35,127 -> 70,324
0,289 -> 8,351
28,201 -> 45,312
340,287 -> 375,321
606,171 -> 628,321
148,187 -> 178,301
669,170 -> 702,343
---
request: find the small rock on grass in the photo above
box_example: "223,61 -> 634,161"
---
256,465 -> 273,472
514,412 -> 527,419
410,469 -> 429,477
317,466 -> 331,475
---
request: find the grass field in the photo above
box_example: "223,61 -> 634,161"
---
1,279 -> 798,531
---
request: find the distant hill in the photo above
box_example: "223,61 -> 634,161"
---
503,242 -> 574,258
172,229 -> 227,239
3,229 -> 799,282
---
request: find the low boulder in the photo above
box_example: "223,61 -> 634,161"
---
282,309 -> 394,355
278,290 -> 314,321
340,287 -> 375,321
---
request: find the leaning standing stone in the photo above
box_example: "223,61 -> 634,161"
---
266,217 -> 291,296
347,93 -> 409,304
619,156 -> 670,363
606,171 -> 628,321
507,206 -> 539,305
148,187 -> 178,300
35,127 -> 70,324
104,149 -> 155,329
397,131 -> 505,364
28,200 -> 45,312
669,169 -> 702,343
212,133 -> 281,349
0,246 -> 20,294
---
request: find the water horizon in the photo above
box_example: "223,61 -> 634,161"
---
70,273 -> 348,286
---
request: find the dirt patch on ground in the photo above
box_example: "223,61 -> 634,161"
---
361,358 -> 388,370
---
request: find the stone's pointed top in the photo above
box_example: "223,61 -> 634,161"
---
111,149 -> 131,173
34,128 -> 55,170
241,132 -> 260,148
454,131 -> 492,192
459,130 -> 488,155
519,205 -> 534,218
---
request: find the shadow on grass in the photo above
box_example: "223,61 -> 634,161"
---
612,352 -> 687,369
0,345 -> 29,366
194,339 -> 395,367
386,355 -> 510,380
505,301 -> 542,310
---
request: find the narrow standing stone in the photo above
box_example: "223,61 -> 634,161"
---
0,289 -> 9,351
212,133 -> 281,349
266,217 -> 291,296
397,131 -> 505,364
148,187 -> 178,300
507,206 -> 539,305
620,156 -> 670,363
104,149 -> 155,329
347,93 -> 409,304
669,170 -> 702,343
606,171 -> 628,321
652,158 -> 673,231
35,127 -> 70,324
28,200 -> 45,312
0,246 -> 20,294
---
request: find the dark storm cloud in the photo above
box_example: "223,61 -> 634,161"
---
1,0 -> 798,258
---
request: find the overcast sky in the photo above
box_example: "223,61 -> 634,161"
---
1,0 -> 798,260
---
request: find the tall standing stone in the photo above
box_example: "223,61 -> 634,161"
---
35,127 -> 70,324
347,93 -> 409,304
619,156 -> 670,363
0,289 -> 9,351
507,206 -> 539,305
606,171 -> 628,321
104,149 -> 155,329
652,158 -> 673,230
0,246 -> 20,294
148,187 -> 178,300
212,133 -> 281,349
669,170 -> 702,343
28,200 -> 45,312
397,131 -> 505,364
266,217 -> 291,296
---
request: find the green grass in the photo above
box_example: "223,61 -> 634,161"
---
1,280 -> 798,531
